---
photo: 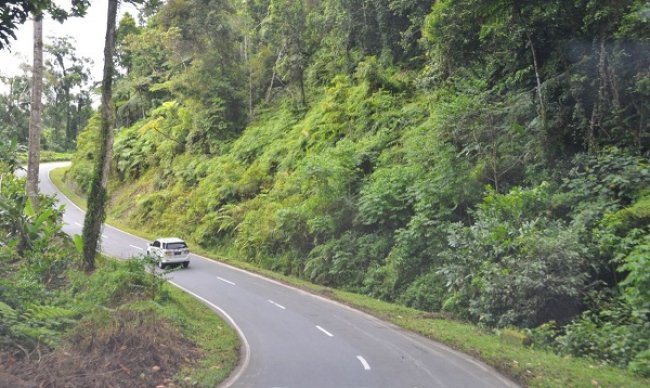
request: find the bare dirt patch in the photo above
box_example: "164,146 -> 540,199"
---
1,309 -> 200,388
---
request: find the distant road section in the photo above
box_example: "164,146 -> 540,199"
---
40,162 -> 518,388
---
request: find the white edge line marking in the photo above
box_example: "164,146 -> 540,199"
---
357,355 -> 371,371
268,300 -> 286,310
43,163 -> 142,243
74,222 -> 82,226
169,282 -> 250,388
102,234 -> 109,239
316,325 -> 333,337
129,245 -> 144,251
43,163 -> 255,385
45,162 -> 518,388
217,276 -> 236,286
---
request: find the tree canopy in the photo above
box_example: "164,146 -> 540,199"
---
0,0 -> 89,49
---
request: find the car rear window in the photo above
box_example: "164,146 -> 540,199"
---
165,242 -> 188,249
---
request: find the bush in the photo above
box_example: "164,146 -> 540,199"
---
629,349 -> 650,378
70,256 -> 169,309
440,184 -> 589,327
66,115 -> 101,193
397,271 -> 446,311
305,232 -> 390,290
555,297 -> 649,368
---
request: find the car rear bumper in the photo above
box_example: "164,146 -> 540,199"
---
160,255 -> 190,264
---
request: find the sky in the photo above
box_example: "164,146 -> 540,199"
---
0,1 -> 138,83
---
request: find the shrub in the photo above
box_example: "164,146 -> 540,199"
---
440,184 -> 589,327
305,232 -> 391,290
629,349 -> 650,378
397,271 -> 446,311
555,297 -> 649,368
70,256 -> 169,308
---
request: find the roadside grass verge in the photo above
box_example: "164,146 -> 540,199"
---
163,283 -> 240,386
19,151 -> 73,163
50,166 -> 649,388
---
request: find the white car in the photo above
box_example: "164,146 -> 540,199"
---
147,237 -> 190,269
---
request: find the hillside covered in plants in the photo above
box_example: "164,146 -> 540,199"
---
67,0 -> 650,376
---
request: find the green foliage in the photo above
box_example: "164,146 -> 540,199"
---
69,255 -> 170,308
61,0 -> 650,376
0,136 -> 25,171
66,114 -> 101,193
43,35 -> 94,151
562,148 -> 650,207
0,74 -> 30,145
0,1 -> 91,47
306,232 -> 391,290
0,162 -> 77,349
629,349 -> 650,378
0,300 -> 76,348
441,184 -> 589,327
555,296 -> 649,370
619,235 -> 650,315
397,271 -> 446,312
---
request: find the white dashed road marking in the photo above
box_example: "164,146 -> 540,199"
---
268,300 -> 286,310
316,325 -> 334,337
217,277 -> 236,286
357,355 -> 371,370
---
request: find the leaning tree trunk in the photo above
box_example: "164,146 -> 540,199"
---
82,0 -> 118,272
26,15 -> 43,211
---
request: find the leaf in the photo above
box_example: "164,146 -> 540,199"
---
73,234 -> 84,256
24,198 -> 35,218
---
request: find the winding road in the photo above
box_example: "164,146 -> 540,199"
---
39,162 -> 518,388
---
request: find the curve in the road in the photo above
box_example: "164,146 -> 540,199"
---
40,162 -> 519,388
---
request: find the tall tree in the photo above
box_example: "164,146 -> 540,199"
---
25,13 -> 43,210
81,0 -> 118,271
262,0 -> 309,106
44,36 -> 93,150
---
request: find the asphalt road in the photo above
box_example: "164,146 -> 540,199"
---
39,162 -> 518,388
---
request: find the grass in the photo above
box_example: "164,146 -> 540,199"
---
163,284 -> 240,386
50,166 -> 650,388
19,151 -> 73,163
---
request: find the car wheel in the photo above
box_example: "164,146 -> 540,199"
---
182,262 -> 189,269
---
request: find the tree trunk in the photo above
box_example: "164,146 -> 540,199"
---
82,0 -> 118,272
26,15 -> 43,211
59,59 -> 72,150
527,32 -> 545,127
588,35 -> 607,153
244,34 -> 253,119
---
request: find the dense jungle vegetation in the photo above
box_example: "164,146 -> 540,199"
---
65,0 -> 649,377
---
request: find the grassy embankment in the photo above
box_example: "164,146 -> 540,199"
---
161,284 -> 240,386
51,166 -> 650,388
